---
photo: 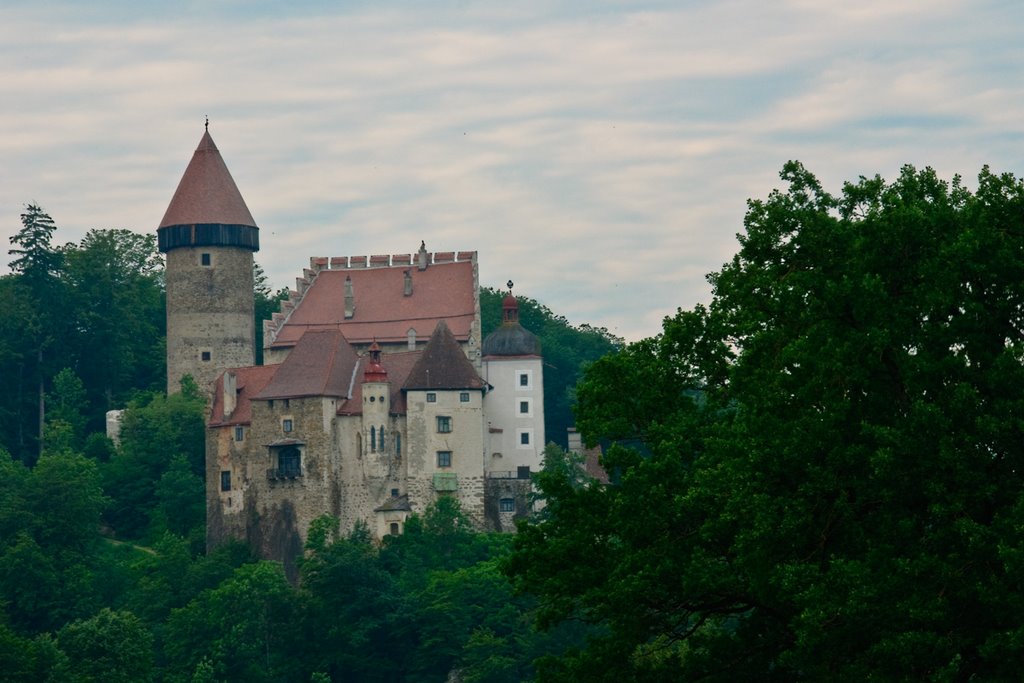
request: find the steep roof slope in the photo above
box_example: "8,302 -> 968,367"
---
255,329 -> 360,400
159,130 -> 257,228
403,321 -> 487,390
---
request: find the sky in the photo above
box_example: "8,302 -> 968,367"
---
2,0 -> 1023,342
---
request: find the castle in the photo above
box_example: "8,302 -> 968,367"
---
158,129 -> 545,578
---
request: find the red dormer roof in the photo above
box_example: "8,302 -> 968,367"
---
159,130 -> 257,229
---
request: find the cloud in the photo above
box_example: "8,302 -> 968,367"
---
2,0 -> 1023,342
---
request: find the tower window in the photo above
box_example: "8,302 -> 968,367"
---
426,392 -> 436,403
395,432 -> 401,456
200,252 -> 211,266
391,488 -> 400,497
282,418 -> 293,433
201,351 -> 211,362
460,392 -> 470,403
437,451 -> 452,468
520,400 -> 530,414
437,416 -> 452,433
518,372 -> 530,388
234,426 -> 244,441
500,498 -> 515,513
220,471 -> 231,492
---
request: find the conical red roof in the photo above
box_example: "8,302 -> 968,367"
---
159,130 -> 257,228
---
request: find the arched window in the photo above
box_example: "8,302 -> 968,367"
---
370,426 -> 376,452
380,425 -> 386,451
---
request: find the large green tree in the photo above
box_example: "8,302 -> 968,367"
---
507,163 -> 1024,680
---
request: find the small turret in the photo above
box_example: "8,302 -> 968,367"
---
482,282 -> 541,357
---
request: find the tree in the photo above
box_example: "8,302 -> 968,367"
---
254,261 -> 288,366
62,229 -> 165,425
8,204 -> 62,287
480,288 -> 621,446
507,163 -> 1024,680
163,562 -> 298,683
55,608 -> 154,683
102,390 -> 205,539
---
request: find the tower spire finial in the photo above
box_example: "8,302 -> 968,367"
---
205,115 -> 209,132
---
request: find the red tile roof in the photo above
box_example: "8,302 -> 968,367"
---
159,130 -> 257,228
208,364 -> 278,426
270,261 -> 476,348
255,329 -> 360,400
403,321 -> 487,390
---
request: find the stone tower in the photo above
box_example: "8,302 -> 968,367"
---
158,127 -> 259,395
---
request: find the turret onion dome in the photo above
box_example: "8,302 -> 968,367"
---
482,291 -> 541,357
363,341 -> 389,383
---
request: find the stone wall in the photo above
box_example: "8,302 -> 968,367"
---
165,246 -> 254,395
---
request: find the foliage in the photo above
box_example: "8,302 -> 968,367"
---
507,162 -> 1024,680
56,608 -> 154,683
163,562 -> 298,683
0,217 -> 164,462
481,287 -> 621,447
103,390 -> 205,540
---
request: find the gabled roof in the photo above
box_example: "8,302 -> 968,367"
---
208,364 -> 278,426
159,130 -> 257,228
270,262 -> 476,348
403,321 -> 486,391
255,329 -> 359,400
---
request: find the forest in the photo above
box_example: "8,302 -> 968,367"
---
5,160 -> 1024,680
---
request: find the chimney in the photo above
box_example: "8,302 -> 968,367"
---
417,241 -> 428,271
223,371 -> 237,419
344,276 -> 355,319
404,269 -> 413,296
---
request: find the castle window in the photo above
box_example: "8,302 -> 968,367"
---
370,426 -> 376,452
220,471 -> 231,492
391,488 -> 399,497
519,399 -> 530,415
380,425 -> 386,450
200,252 -> 211,266
390,522 -> 400,536
278,446 -> 301,477
437,451 -> 452,468
517,429 -> 532,447
426,392 -> 436,403
395,432 -> 401,456
268,400 -> 274,409
234,426 -> 244,441
437,416 -> 452,433
201,351 -> 211,362
460,392 -> 470,403
283,399 -> 290,408
282,418 -> 293,433
518,371 -> 530,388
520,432 -> 530,445
500,498 -> 514,513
